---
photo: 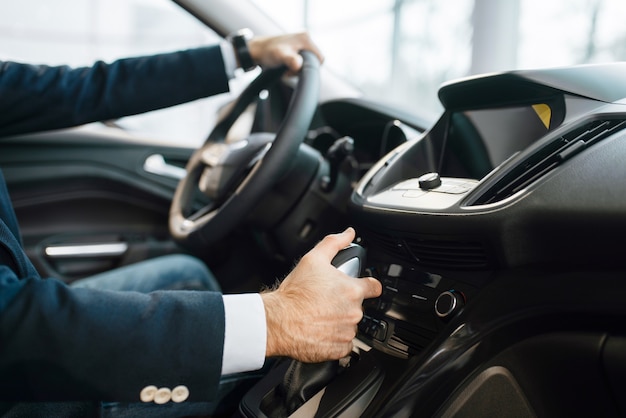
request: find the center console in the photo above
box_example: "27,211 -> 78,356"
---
358,251 -> 480,359
238,63 -> 626,417
239,349 -> 384,418
238,243 -> 387,418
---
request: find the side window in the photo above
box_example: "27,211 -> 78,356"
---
1,0 -> 242,147
251,0 -> 626,121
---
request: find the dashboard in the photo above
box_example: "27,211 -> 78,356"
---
321,63 -> 626,362
244,63 -> 626,417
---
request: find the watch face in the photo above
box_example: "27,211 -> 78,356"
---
238,28 -> 254,40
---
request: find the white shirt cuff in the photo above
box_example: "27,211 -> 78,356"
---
221,293 -> 267,375
220,41 -> 238,79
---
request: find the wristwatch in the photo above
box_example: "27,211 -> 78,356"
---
227,28 -> 256,72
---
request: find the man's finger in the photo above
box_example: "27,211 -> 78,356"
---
295,32 -> 325,65
356,276 -> 383,300
313,227 -> 356,261
284,53 -> 303,73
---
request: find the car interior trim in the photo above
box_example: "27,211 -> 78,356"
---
44,243 -> 129,259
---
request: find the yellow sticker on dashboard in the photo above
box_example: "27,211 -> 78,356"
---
532,104 -> 552,129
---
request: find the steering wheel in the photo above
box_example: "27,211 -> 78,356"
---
169,51 -> 320,249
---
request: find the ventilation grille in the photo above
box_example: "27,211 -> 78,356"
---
365,231 -> 492,271
472,118 -> 626,205
404,237 -> 490,270
389,322 -> 439,356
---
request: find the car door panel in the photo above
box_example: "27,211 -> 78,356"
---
0,127 -> 194,283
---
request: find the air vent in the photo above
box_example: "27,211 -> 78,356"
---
367,231 -> 405,257
364,230 -> 492,271
472,118 -> 626,205
389,322 -> 439,356
404,237 -> 490,270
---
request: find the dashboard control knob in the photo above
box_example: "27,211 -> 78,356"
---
435,290 -> 465,318
418,172 -> 442,190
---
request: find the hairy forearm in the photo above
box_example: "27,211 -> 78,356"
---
262,289 -> 356,363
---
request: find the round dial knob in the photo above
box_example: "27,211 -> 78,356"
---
435,290 -> 465,318
418,172 -> 442,190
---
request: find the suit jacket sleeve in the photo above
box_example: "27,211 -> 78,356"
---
0,45 -> 230,137
0,45 -> 232,402
0,262 -> 226,402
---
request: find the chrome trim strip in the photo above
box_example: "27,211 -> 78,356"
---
45,243 -> 129,258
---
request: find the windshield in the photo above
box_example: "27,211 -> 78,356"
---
251,0 -> 626,119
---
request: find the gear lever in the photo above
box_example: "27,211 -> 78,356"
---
330,243 -> 365,276
320,136 -> 355,192
267,242 -> 367,417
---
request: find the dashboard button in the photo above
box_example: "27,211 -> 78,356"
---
435,290 -> 466,318
374,320 -> 388,341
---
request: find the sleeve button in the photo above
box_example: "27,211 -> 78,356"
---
154,387 -> 172,404
172,385 -> 190,403
140,385 -> 158,403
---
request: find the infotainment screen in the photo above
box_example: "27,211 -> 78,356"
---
437,103 -> 560,180
359,100 -> 566,200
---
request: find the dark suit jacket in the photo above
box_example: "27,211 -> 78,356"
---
0,45 -> 229,137
0,46 -> 232,402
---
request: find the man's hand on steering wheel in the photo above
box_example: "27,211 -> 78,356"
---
249,32 -> 325,74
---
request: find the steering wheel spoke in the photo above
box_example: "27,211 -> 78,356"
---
197,133 -> 276,200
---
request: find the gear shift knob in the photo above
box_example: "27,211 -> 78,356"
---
331,243 -> 366,277
263,242 -> 367,417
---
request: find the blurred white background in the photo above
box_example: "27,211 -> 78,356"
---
252,0 -> 626,116
3,0 -> 626,143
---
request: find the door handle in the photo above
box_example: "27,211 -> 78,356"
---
143,154 -> 187,180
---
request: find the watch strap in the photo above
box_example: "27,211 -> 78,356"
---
228,29 -> 256,72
